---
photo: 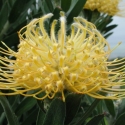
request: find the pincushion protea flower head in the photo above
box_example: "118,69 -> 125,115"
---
84,0 -> 125,16
0,12 -> 125,101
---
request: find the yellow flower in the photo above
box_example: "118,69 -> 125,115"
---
0,12 -> 125,101
84,0 -> 124,16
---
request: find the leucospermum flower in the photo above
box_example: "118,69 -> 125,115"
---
0,12 -> 125,101
84,0 -> 124,16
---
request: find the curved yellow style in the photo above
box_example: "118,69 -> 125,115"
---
0,12 -> 125,101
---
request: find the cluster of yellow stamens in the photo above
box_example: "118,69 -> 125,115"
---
0,12 -> 125,101
84,0 -> 124,16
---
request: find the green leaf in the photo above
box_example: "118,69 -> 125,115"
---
103,25 -> 117,33
6,21 -> 27,36
0,32 -> 19,49
82,9 -> 92,22
65,94 -> 83,124
7,10 -> 43,36
0,95 -> 19,125
114,112 -> 125,125
37,100 -> 46,114
73,99 -> 100,125
104,16 -> 113,25
6,0 -> 16,10
50,7 -> 62,21
91,10 -> 100,23
67,0 -> 87,24
41,0 -> 51,14
20,108 -> 38,125
0,112 -> 5,124
61,0 -> 72,12
96,100 -> 103,114
86,114 -> 105,125
43,98 -> 65,125
36,108 -> 45,125
0,1 -> 9,33
117,98 -> 125,116
104,100 -> 115,117
96,15 -> 112,32
8,0 -> 35,23
15,97 -> 37,116
45,0 -> 54,12
0,0 -> 3,11
7,95 -> 20,111
104,32 -> 113,39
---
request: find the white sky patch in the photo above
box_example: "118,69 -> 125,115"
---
107,16 -> 125,59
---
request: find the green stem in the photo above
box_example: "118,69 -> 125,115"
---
74,99 -> 100,125
0,95 -> 19,125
